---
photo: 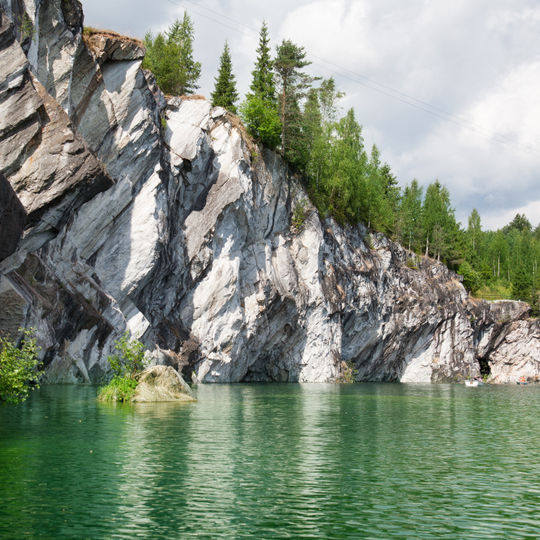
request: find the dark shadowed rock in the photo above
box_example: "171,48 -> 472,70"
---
0,277 -> 25,340
0,174 -> 25,261
60,0 -> 83,34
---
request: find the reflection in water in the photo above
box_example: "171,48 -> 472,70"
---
1,383 -> 539,538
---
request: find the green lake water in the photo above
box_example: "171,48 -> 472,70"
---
1,383 -> 539,538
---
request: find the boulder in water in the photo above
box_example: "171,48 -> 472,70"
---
132,365 -> 196,402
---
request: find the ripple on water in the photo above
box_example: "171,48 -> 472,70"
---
0,383 -> 539,538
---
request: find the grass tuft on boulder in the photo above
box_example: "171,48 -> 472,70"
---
98,332 -> 148,402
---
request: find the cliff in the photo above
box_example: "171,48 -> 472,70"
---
0,0 -> 538,384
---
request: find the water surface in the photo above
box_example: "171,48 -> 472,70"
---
1,383 -> 539,538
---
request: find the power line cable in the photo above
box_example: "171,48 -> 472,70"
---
162,0 -> 540,157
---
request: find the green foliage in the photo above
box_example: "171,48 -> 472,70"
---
338,360 -> 357,383
397,179 -> 423,251
458,261 -> 482,293
0,329 -> 42,405
406,257 -> 419,270
458,210 -> 540,305
211,42 -> 239,113
240,22 -> 281,148
250,21 -> 276,104
291,199 -> 308,232
364,234 -> 374,250
421,180 -> 458,263
83,26 -> 99,37
19,12 -> 34,41
512,264 -> 533,302
314,108 -> 364,224
531,292 -> 540,317
107,332 -> 148,380
473,282 -> 512,301
239,94 -> 281,149
467,208 -> 482,253
98,376 -> 138,403
274,39 -> 315,165
304,81 -> 336,188
143,12 -> 201,96
504,213 -> 532,234
98,332 -> 148,403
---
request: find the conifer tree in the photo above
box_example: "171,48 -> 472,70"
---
250,21 -> 276,103
240,22 -> 281,148
274,39 -> 314,164
211,42 -> 239,113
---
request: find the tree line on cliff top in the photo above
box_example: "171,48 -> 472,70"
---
142,13 -> 540,311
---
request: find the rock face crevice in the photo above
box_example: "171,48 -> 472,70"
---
0,172 -> 26,261
0,1 -> 538,384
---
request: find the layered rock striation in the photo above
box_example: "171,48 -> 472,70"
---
0,0 -> 538,384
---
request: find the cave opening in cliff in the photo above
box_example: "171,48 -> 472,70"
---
477,356 -> 491,378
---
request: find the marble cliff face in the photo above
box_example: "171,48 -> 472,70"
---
0,0 -> 538,384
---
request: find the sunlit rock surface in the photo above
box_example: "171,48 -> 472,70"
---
132,365 -> 195,403
0,0 -> 538,384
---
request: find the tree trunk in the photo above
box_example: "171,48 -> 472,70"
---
281,82 -> 286,155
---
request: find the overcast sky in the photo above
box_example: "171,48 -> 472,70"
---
82,0 -> 540,230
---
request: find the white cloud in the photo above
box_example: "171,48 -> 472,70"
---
277,0 -> 540,228
82,0 -> 540,229
467,60 -> 540,153
483,199 -> 540,230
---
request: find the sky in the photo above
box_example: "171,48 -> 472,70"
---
82,0 -> 540,231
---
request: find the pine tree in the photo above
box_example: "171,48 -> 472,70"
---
250,21 -> 275,103
274,39 -> 313,164
211,42 -> 239,113
240,22 -> 281,148
377,162 -> 400,236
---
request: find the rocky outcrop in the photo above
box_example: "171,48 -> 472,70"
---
132,365 -> 195,402
0,1 -> 537,385
0,7 -> 112,258
476,317 -> 540,383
